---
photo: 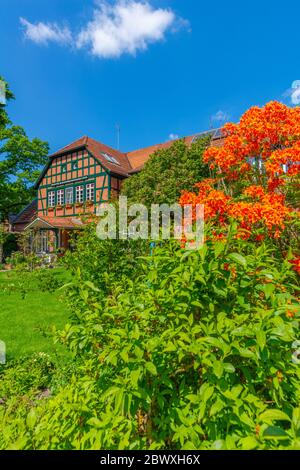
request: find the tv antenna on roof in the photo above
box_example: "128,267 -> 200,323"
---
116,123 -> 121,150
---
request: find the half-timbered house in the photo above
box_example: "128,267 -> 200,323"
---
11,129 -> 223,253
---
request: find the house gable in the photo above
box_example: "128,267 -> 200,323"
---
37,147 -> 112,218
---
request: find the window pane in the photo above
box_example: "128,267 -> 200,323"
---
86,183 -> 94,201
57,189 -> 64,205
48,191 -> 55,207
76,186 -> 84,203
65,187 -> 73,204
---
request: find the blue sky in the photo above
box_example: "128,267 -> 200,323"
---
1,0 -> 299,154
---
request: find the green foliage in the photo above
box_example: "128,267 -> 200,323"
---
62,222 -> 148,295
0,231 -> 299,450
122,138 -> 210,206
34,269 -> 63,293
0,353 -> 55,400
0,75 -> 49,221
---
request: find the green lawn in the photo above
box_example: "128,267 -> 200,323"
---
0,269 -> 71,362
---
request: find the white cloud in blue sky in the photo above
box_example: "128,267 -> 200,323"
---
211,110 -> 230,124
168,133 -> 179,140
283,80 -> 300,105
20,1 -> 189,59
20,17 -> 72,45
290,80 -> 300,105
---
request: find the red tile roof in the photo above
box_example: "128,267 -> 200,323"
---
24,216 -> 84,230
35,129 -> 224,188
12,199 -> 38,230
86,137 -> 131,176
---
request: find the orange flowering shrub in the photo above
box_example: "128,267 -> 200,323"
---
180,101 -> 300,242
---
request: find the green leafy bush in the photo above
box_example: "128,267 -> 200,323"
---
34,269 -> 63,293
62,222 -> 148,294
0,230 -> 299,450
0,353 -> 55,400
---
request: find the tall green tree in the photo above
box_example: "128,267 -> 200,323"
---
122,137 -> 210,206
0,76 -> 49,221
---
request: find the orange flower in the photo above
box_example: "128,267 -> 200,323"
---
286,310 -> 295,319
180,102 -> 299,240
289,257 -> 300,275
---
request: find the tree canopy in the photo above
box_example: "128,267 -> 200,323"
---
0,76 -> 49,221
122,137 -> 210,206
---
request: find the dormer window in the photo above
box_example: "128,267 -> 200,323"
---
101,152 -> 120,166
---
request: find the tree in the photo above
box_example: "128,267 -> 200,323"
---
122,138 -> 210,206
0,223 -> 7,263
180,102 -> 300,247
0,76 -> 49,221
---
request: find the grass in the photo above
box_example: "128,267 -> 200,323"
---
0,268 -> 71,363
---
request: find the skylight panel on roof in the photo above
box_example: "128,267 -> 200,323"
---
192,128 -> 222,143
101,152 -> 120,165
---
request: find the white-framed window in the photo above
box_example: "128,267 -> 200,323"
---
65,187 -> 73,205
76,185 -> 84,203
36,230 -> 49,254
86,183 -> 95,201
48,191 -> 55,207
57,189 -> 64,206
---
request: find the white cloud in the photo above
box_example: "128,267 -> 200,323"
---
168,133 -> 179,140
20,2 -> 188,59
20,17 -> 72,45
283,80 -> 300,105
77,1 -> 178,58
211,110 -> 230,123
291,80 -> 300,105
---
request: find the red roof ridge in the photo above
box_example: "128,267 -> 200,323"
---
50,135 -> 89,157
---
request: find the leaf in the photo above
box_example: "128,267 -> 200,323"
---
292,408 -> 300,430
239,348 -> 255,358
213,361 -> 224,379
84,281 -> 100,292
223,363 -> 235,373
26,409 -> 37,429
87,417 -> 102,429
262,283 -> 275,299
239,436 -> 258,450
130,369 -> 141,387
145,362 -> 157,376
120,350 -> 129,363
186,394 -> 199,404
259,410 -> 291,422
263,426 -> 289,440
228,253 -> 247,268
214,241 -> 226,259
200,384 -> 214,402
210,398 -> 225,417
256,330 -> 266,350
